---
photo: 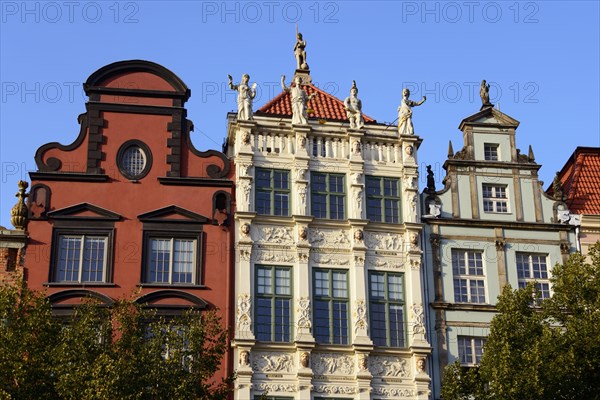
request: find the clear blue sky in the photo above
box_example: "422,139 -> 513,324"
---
1,1 -> 599,228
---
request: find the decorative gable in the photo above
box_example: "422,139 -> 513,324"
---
459,107 -> 520,130
47,203 -> 121,221
138,205 -> 209,224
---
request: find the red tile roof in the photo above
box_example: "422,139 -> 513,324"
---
550,147 -> 600,215
256,84 -> 376,123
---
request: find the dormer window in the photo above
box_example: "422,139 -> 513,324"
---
482,184 -> 508,213
484,143 -> 499,161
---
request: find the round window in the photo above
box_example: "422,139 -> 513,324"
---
117,141 -> 152,180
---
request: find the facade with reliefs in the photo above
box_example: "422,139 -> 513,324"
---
421,103 -> 578,398
225,40 -> 431,400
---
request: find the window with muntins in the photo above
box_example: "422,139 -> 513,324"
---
255,265 -> 292,342
369,271 -> 405,347
452,250 -> 486,303
482,184 -> 508,213
458,336 -> 486,366
516,253 -> 550,299
145,237 -> 198,285
366,176 -> 401,223
55,234 -> 108,283
484,143 -> 499,161
255,168 -> 290,216
311,173 -> 345,220
313,269 -> 349,344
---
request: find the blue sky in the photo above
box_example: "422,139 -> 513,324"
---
1,1 -> 599,227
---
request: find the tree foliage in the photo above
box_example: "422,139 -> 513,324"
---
0,280 -> 233,400
441,242 -> 600,400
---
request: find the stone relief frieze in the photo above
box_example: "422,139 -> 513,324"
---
364,232 -> 403,251
252,352 -> 294,373
254,226 -> 294,245
312,353 -> 354,375
312,252 -> 351,266
372,387 -> 416,397
309,228 -> 350,248
254,250 -> 296,263
367,258 -> 405,270
369,356 -> 411,378
313,385 -> 357,395
252,383 -> 297,393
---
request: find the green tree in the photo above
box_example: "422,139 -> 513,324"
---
0,279 -> 233,399
441,242 -> 600,400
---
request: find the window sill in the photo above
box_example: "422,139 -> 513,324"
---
43,282 -> 117,287
136,283 -> 207,289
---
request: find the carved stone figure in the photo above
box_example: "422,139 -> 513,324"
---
297,135 -> 307,149
281,75 -> 316,125
358,354 -> 368,371
416,357 -> 426,373
352,172 -> 362,184
10,180 -> 29,230
298,185 -> 308,210
398,88 -> 426,135
553,171 -> 564,200
239,350 -> 250,366
352,140 -> 362,155
404,145 -> 414,158
296,297 -> 312,330
241,131 -> 251,145
240,223 -> 251,236
236,294 -> 252,331
354,229 -> 363,242
253,353 -> 293,373
294,32 -> 309,70
426,164 -> 435,193
480,79 -> 493,107
300,352 -> 310,368
344,80 -> 364,129
298,225 -> 308,240
354,300 -> 368,333
228,74 -> 257,120
355,188 -> 363,217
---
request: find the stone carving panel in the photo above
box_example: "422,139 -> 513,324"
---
354,299 -> 368,334
236,294 -> 251,332
297,297 -> 312,330
252,352 -> 294,373
312,353 -> 354,375
372,387 -> 416,397
312,252 -> 351,266
369,356 -> 411,378
254,225 -> 294,245
252,383 -> 297,392
254,249 -> 296,263
367,257 -> 405,270
309,228 -> 351,248
313,385 -> 357,394
364,232 -> 403,251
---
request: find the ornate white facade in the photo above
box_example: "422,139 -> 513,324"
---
226,75 -> 432,398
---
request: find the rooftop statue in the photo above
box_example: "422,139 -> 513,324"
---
344,80 -> 364,129
281,75 -> 316,125
480,79 -> 493,107
228,74 -> 257,121
398,88 -> 426,135
294,32 -> 309,70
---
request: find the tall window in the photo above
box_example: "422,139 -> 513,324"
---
255,266 -> 292,342
452,250 -> 486,303
55,234 -> 108,283
311,173 -> 345,220
484,143 -> 499,161
313,269 -> 349,344
369,271 -> 405,347
366,176 -> 401,223
458,336 -> 486,366
145,238 -> 197,284
482,184 -> 508,213
255,169 -> 290,216
516,253 -> 550,299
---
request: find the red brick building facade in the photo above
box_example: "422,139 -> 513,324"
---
24,60 -> 234,381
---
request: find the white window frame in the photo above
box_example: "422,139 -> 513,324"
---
484,143 -> 499,161
146,237 -> 198,285
56,234 -> 108,283
516,252 -> 551,300
458,336 -> 486,366
482,183 -> 509,213
452,249 -> 486,304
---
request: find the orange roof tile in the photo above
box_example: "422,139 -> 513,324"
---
550,147 -> 600,215
256,84 -> 376,123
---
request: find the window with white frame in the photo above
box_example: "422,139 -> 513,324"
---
452,249 -> 486,303
55,234 -> 108,283
516,253 -> 550,299
482,184 -> 508,213
458,336 -> 486,366
484,143 -> 499,161
145,237 -> 198,285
